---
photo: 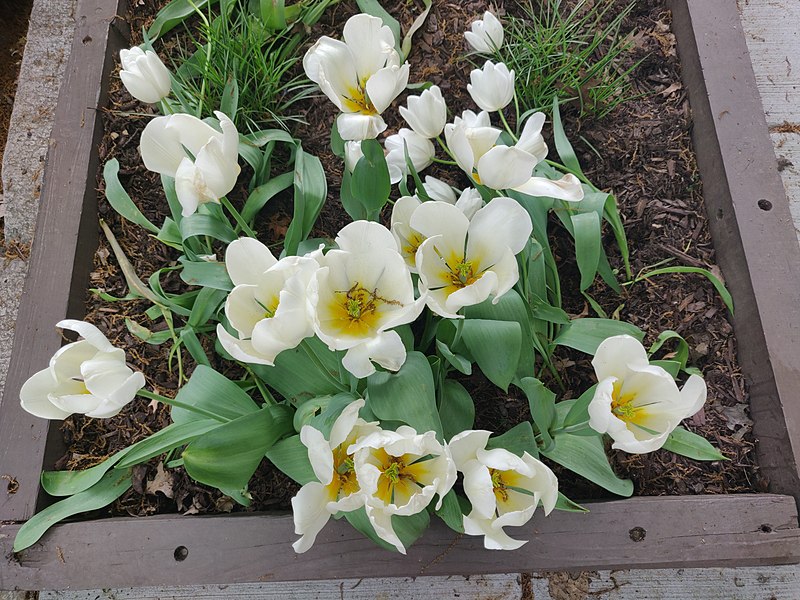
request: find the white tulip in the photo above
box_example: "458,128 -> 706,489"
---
449,430 -> 558,550
454,187 -> 485,219
140,111 -> 241,217
384,128 -> 435,184
119,47 -> 171,104
292,399 -> 380,553
20,320 -> 145,420
588,335 -> 708,454
467,61 -> 515,113
349,425 -> 457,554
444,110 -> 502,180
399,85 -> 448,138
464,11 -> 504,54
421,176 -> 457,203
216,238 -> 319,366
343,141 -> 364,173
413,198 -> 532,318
303,13 -> 410,140
308,221 -> 425,378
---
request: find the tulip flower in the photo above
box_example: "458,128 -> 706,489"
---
449,430 -> 558,550
447,111 -> 584,202
421,176 -> 457,203
588,335 -> 708,454
467,61 -> 515,113
465,11 -> 504,54
308,221 -> 425,378
119,47 -> 171,104
413,198 -> 532,318
349,426 -> 457,553
343,141 -> 364,173
20,320 -> 145,420
384,128 -> 435,184
292,399 -> 380,553
399,85 -> 448,139
303,13 -> 410,140
140,111 -> 241,217
216,238 -> 319,366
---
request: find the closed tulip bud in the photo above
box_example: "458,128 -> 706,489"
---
399,85 -> 448,139
119,47 -> 171,104
384,128 -> 436,184
467,61 -> 515,113
465,11 -> 504,53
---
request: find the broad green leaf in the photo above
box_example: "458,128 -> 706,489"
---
306,393 -> 360,438
172,365 -> 259,424
179,257 -> 233,291
148,0 -> 217,39
648,330 -> 689,370
562,385 -> 597,429
285,147 -> 327,256
460,319 -> 521,392
434,489 -> 464,533
103,159 -> 158,233
367,351 -> 443,438
183,404 -> 293,494
555,492 -> 588,513
156,218 -> 183,250
438,380 -> 475,441
125,318 -> 173,345
180,327 -> 211,367
554,318 -> 644,355
42,451 -> 128,496
463,290 -> 536,380
265,434 -> 315,485
220,74 -> 239,120
161,175 -> 184,224
663,426 -> 727,461
251,338 -> 344,402
242,171 -> 293,223
261,0 -> 286,30
486,421 -> 538,458
345,506 -> 430,553
571,211 -> 601,291
180,213 -> 237,243
542,432 -> 633,497
187,286 -> 226,328
116,420 -> 219,469
650,359 -> 681,378
518,377 -> 556,450
551,97 -> 583,176
436,340 -> 472,375
14,470 -> 132,552
350,139 -> 391,219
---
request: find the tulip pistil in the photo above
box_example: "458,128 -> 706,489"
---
332,283 -> 401,336
611,381 -> 645,425
343,82 -> 377,116
448,258 -> 481,289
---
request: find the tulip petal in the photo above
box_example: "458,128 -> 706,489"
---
291,481 -> 334,553
19,369 -> 73,420
342,13 -> 397,81
448,430 -> 492,467
336,112 -> 387,141
216,324 -> 275,366
477,146 -> 538,191
592,335 -> 650,382
336,220 -> 398,254
514,173 -> 584,202
366,64 -> 409,114
57,319 -> 115,353
225,237 -> 278,287
174,157 -> 204,217
516,112 -> 548,161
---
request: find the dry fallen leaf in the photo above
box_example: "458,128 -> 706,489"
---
146,462 -> 175,499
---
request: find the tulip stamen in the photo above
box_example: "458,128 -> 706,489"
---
343,82 -> 378,116
610,381 -> 646,424
490,468 -> 510,504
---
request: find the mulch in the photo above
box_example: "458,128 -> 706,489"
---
57,0 -> 762,518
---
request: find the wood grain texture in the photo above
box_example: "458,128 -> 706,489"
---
0,0 -> 128,521
670,0 -> 800,501
737,0 -> 800,127
36,566 -> 800,600
2,495 -> 799,590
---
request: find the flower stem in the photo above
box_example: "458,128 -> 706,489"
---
499,109 -> 518,142
431,157 -> 457,166
136,388 -> 225,422
220,196 -> 257,238
436,136 -> 458,164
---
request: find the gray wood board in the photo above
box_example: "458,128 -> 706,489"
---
3,495 -> 799,590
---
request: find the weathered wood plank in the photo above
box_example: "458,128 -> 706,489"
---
36,566 -> 800,600
737,0 -> 800,128
771,131 -> 800,243
2,495 -> 798,590
0,0 -> 128,521
670,0 -> 800,500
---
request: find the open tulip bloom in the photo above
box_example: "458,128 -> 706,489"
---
309,221 -> 425,378
140,110 -> 241,216
588,335 -> 708,453
413,197 -> 533,318
303,13 -> 410,140
20,320 -> 145,420
467,61 -> 515,113
216,238 -> 319,366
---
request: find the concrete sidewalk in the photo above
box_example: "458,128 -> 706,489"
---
1,0 -> 798,597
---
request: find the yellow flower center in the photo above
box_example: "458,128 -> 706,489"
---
610,380 -> 646,425
256,295 -> 280,319
401,233 -> 425,265
327,283 -> 401,337
327,441 -> 360,501
342,80 -> 378,115
373,448 -> 434,505
448,258 -> 481,289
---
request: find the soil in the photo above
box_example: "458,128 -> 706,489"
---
59,0 -> 762,519
0,0 -> 33,183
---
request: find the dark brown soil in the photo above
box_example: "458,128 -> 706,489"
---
0,0 -> 33,182
59,0 -> 761,518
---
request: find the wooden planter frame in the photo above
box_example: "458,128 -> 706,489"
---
2,0 -> 800,589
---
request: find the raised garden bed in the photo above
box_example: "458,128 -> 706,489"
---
1,0 -> 800,590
